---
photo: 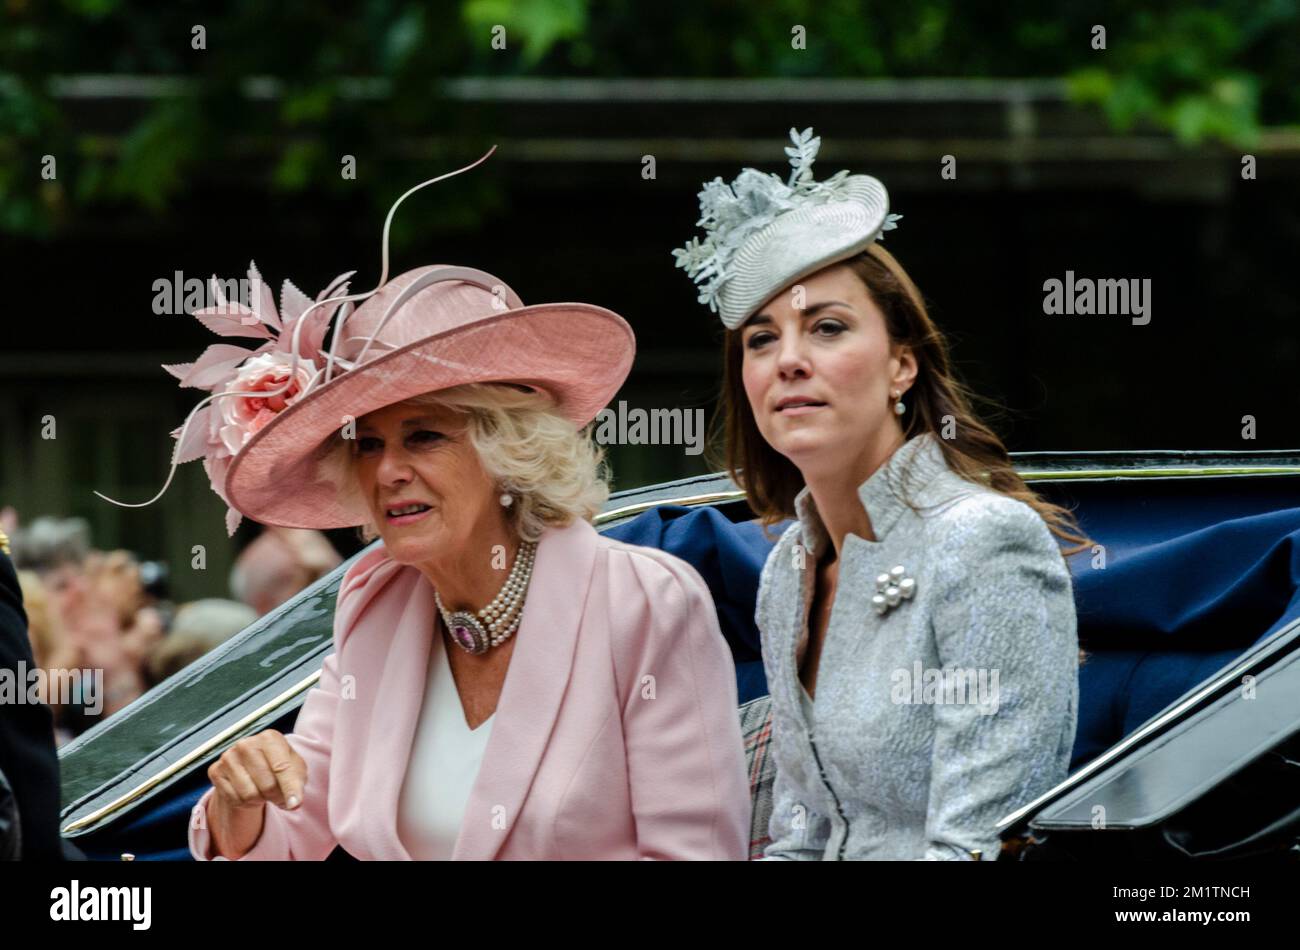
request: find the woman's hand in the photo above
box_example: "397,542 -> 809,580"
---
206,729 -> 306,858
120,605 -> 165,665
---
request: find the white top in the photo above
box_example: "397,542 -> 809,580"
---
396,630 -> 495,860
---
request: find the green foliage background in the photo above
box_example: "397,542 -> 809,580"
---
1,0 -> 1297,236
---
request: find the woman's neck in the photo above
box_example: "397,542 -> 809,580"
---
801,427 -> 907,558
416,526 -> 521,611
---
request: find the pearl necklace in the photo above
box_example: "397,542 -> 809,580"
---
435,540 -> 538,656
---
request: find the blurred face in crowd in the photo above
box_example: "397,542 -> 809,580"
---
41,561 -> 90,629
90,550 -> 145,626
232,530 -> 335,616
121,606 -> 166,665
238,538 -> 309,616
352,400 -> 505,572
740,263 -> 916,481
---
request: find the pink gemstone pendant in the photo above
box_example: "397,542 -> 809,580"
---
446,612 -> 489,655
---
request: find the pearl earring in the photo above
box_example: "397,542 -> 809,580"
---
891,389 -> 906,416
499,492 -> 513,507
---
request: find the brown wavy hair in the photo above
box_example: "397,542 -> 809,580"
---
714,242 -> 1090,558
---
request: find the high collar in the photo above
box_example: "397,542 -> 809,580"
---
792,432 -> 951,557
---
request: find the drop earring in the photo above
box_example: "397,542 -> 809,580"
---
891,389 -> 906,416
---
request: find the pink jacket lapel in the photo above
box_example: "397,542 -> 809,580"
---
452,519 -> 599,859
354,560 -> 433,860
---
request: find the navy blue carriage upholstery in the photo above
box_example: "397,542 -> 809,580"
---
604,497 -> 1300,772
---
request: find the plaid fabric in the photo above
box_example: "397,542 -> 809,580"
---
739,694 -> 775,859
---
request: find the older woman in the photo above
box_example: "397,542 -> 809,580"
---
99,165 -> 751,860
174,263 -> 751,861
676,128 -> 1086,860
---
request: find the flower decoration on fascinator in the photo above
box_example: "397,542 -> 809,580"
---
158,265 -> 358,535
673,127 -> 902,329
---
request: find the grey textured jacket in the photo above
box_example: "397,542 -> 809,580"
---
756,432 -> 1078,860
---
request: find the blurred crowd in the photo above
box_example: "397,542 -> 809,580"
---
1,507 -> 342,746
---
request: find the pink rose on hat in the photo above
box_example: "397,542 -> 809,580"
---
218,352 -> 318,453
155,261 -> 356,536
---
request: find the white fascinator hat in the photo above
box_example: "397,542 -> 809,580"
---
673,127 -> 901,330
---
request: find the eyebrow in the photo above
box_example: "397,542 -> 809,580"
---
749,299 -> 856,325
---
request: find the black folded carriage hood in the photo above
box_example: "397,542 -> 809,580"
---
998,614 -> 1300,860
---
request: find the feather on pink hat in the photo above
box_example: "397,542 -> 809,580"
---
95,148 -> 634,534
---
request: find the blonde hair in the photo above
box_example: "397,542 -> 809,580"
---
16,569 -> 60,669
326,383 -> 610,544
16,569 -> 79,703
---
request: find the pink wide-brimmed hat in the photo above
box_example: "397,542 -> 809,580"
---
95,150 -> 635,534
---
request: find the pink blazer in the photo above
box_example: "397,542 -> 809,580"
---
189,517 -> 751,860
